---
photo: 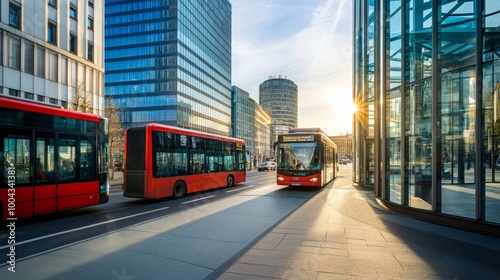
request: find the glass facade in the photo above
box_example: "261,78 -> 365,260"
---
354,0 -> 500,235
231,86 -> 271,167
259,77 -> 298,145
105,0 -> 232,136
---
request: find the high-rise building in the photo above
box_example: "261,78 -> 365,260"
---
259,76 -> 298,144
232,86 -> 254,158
353,0 -> 500,235
0,0 -> 105,115
232,86 -> 271,167
105,0 -> 232,136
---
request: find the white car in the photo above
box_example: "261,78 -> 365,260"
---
258,161 -> 276,171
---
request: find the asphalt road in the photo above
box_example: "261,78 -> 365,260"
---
0,170 -> 321,269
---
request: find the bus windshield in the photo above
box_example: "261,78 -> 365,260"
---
277,142 -> 321,172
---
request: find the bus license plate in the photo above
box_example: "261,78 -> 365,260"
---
291,183 -> 301,186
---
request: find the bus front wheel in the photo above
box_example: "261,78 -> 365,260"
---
226,175 -> 235,187
173,181 -> 186,199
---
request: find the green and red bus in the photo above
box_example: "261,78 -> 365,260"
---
0,96 -> 109,221
275,128 -> 339,187
123,123 -> 246,199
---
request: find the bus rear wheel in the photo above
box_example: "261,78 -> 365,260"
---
173,181 -> 186,199
226,175 -> 235,187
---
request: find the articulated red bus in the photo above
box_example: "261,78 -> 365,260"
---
275,128 -> 339,187
123,123 -> 246,199
0,96 -> 109,221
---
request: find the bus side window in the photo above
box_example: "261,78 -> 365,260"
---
80,139 -> 95,180
4,136 -> 31,184
36,134 -> 56,184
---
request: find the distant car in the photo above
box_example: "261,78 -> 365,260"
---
258,161 -> 276,171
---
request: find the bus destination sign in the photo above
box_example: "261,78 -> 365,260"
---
282,135 -> 314,142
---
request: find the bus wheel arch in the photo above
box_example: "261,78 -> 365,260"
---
226,175 -> 235,187
173,180 -> 187,199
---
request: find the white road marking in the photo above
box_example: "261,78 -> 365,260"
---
0,207 -> 170,249
181,195 -> 216,204
225,185 -> 255,193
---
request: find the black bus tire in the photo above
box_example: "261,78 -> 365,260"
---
173,181 -> 186,199
226,175 -> 235,188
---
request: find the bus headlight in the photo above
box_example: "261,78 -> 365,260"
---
277,176 -> 285,181
309,178 -> 319,182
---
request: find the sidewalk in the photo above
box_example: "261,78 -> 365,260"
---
217,172 -> 500,279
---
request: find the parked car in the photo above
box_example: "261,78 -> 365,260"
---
258,161 -> 276,171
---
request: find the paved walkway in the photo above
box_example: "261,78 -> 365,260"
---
216,172 -> 500,279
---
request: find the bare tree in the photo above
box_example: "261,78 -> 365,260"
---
72,81 -> 93,113
105,95 -> 125,179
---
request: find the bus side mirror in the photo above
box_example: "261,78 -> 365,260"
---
273,141 -> 278,150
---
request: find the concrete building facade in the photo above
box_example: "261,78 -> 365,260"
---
0,0 -> 105,115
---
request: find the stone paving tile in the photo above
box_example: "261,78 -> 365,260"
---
218,174 -> 500,280
236,254 -> 293,268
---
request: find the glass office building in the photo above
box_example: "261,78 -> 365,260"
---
259,77 -> 298,144
105,0 -> 232,136
353,1 -> 500,235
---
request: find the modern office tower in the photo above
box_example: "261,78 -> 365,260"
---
232,86 -> 255,160
232,86 -> 272,167
0,0 -> 105,115
353,0 -> 500,235
105,0 -> 232,136
254,102 -> 272,162
259,76 -> 298,144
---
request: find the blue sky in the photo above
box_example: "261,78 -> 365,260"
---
231,0 -> 353,136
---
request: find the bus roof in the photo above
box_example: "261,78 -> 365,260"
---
279,127 -> 336,148
0,96 -> 102,122
287,127 -> 325,134
144,123 -> 245,144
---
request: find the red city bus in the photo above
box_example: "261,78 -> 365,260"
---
123,123 -> 246,199
275,128 -> 339,187
0,96 -> 109,221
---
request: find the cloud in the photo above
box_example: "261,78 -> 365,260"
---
231,0 -> 353,135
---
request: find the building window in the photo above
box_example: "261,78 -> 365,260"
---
7,35 -> 20,70
61,56 -> 68,84
37,95 -> 45,102
36,46 -> 45,78
9,89 -> 20,97
24,92 -> 34,100
61,101 -> 68,108
88,0 -> 94,8
9,3 -> 21,29
49,98 -> 57,104
70,5 -> 77,20
24,41 -> 34,74
88,17 -> 94,30
48,51 -> 58,82
48,21 -> 57,45
69,33 -> 77,54
87,42 -> 94,62
48,0 -> 57,8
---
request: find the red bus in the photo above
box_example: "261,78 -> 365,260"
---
275,128 -> 339,187
123,124 -> 246,199
0,96 -> 109,221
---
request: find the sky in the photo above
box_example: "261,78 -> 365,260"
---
230,0 -> 353,136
